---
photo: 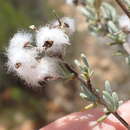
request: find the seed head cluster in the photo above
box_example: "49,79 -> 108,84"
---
6,17 -> 76,87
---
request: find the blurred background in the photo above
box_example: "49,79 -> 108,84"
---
1,0 -> 130,130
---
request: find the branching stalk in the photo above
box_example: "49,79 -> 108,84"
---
66,63 -> 130,129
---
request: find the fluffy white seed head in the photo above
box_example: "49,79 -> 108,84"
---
7,31 -> 36,72
6,31 -> 40,86
52,17 -> 76,35
7,48 -> 40,86
36,56 -> 62,82
7,44 -> 62,87
119,15 -> 130,31
8,31 -> 33,49
7,49 -> 62,86
6,18 -> 74,87
36,26 -> 70,57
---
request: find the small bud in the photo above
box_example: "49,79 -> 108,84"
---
81,53 -> 89,67
84,103 -> 97,110
29,25 -> 37,31
105,80 -> 112,93
74,59 -> 80,67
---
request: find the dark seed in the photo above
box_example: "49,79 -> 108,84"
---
15,63 -> 21,69
43,40 -> 54,50
64,23 -> 69,28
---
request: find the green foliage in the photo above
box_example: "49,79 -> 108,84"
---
103,81 -> 120,112
77,54 -> 121,115
80,84 -> 97,102
0,0 -> 33,49
75,54 -> 93,79
101,2 -> 117,22
104,80 -> 112,94
123,0 -> 130,6
76,54 -> 97,102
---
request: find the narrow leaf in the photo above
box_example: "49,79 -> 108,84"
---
81,53 -> 89,67
112,92 -> 119,111
105,80 -> 112,93
97,114 -> 109,123
103,91 -> 115,112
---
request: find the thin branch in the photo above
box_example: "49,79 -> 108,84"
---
112,112 -> 130,129
73,0 -> 86,6
115,0 -> 130,18
52,10 -> 62,26
65,63 -> 130,129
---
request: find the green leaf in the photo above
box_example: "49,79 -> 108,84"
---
104,80 -> 112,93
84,103 -> 96,110
79,6 -> 97,21
81,53 -> 89,67
81,85 -> 97,102
101,2 -> 117,22
125,56 -> 130,65
112,92 -> 119,110
123,0 -> 130,6
97,114 -> 109,123
107,21 -> 119,34
103,91 -> 115,112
